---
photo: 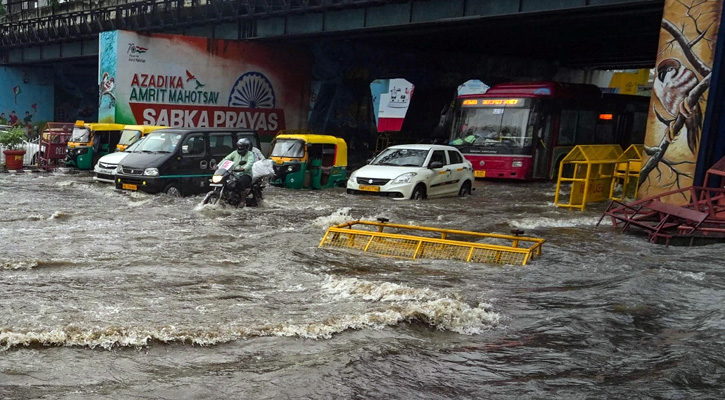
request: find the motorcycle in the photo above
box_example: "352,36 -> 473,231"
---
202,159 -> 264,207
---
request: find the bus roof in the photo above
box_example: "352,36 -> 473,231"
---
458,81 -> 602,99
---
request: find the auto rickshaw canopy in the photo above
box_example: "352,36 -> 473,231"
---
274,133 -> 347,166
75,120 -> 126,132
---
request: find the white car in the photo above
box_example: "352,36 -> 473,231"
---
346,144 -> 474,199
93,138 -> 145,183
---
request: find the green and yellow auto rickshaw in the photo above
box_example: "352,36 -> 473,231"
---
116,125 -> 169,152
269,133 -> 348,189
66,121 -> 124,170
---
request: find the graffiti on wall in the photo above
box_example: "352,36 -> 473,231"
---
0,67 -> 54,136
639,0 -> 723,203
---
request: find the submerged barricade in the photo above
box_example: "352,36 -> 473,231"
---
319,219 -> 545,265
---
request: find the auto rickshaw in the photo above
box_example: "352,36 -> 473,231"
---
269,133 -> 348,189
116,124 -> 169,151
66,121 -> 124,170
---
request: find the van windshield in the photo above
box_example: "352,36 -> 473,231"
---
271,139 -> 305,158
119,129 -> 142,146
70,127 -> 90,143
135,131 -> 183,153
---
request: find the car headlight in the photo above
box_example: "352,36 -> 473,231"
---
512,161 -> 523,168
392,172 -> 417,184
143,168 -> 159,176
212,175 -> 223,183
115,165 -> 123,174
348,170 -> 358,181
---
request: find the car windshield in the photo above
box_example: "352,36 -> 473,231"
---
125,138 -> 145,153
271,139 -> 305,158
372,148 -> 429,167
70,127 -> 90,143
135,131 -> 183,153
119,129 -> 142,146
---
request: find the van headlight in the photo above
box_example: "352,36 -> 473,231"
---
212,175 -> 223,183
512,161 -> 523,168
392,172 -> 416,184
115,165 -> 123,174
143,168 -> 159,176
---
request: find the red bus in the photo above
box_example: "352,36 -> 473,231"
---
449,82 -> 649,180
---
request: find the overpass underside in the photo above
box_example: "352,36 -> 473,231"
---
1,0 -> 663,69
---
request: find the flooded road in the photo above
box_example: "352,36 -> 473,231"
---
1,171 -> 724,399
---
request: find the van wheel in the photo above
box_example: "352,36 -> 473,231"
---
411,184 -> 426,200
458,180 -> 472,197
164,183 -> 183,197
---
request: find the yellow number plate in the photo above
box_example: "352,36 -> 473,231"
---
359,185 -> 380,192
474,170 -> 486,177
122,183 -> 138,191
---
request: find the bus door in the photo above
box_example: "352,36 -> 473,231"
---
532,109 -> 556,179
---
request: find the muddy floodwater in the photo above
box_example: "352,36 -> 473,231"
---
1,171 -> 724,399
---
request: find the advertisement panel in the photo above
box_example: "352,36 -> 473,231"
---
638,1 -> 723,204
370,78 -> 414,132
98,30 -> 311,144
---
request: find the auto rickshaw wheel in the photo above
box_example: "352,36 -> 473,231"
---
164,183 -> 183,197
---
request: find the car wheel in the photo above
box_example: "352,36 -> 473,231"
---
411,184 -> 426,200
458,180 -> 472,197
164,183 -> 183,197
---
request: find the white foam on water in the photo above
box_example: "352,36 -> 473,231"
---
311,207 -> 353,229
48,211 -> 70,220
0,260 -> 38,270
322,276 -> 442,302
509,216 -> 601,229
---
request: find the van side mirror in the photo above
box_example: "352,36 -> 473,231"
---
181,145 -> 189,154
429,161 -> 444,169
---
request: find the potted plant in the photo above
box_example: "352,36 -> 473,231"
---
0,127 -> 28,170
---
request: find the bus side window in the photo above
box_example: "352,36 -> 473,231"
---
558,110 -> 578,145
576,111 -> 597,144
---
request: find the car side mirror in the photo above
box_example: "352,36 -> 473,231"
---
181,145 -> 189,154
429,161 -> 444,169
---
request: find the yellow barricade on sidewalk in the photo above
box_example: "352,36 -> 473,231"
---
555,145 -> 623,211
609,144 -> 644,201
319,220 -> 545,266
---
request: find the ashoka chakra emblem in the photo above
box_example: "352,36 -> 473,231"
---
228,72 -> 276,108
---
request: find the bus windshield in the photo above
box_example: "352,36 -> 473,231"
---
70,127 -> 91,143
119,129 -> 142,146
271,139 -> 305,158
451,99 -> 532,153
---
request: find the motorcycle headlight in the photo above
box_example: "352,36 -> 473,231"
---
143,168 -> 159,176
512,161 -> 523,168
392,172 -> 416,184
212,175 -> 223,183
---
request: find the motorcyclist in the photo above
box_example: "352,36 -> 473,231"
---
222,138 -> 255,192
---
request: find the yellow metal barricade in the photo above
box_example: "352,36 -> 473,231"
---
319,220 -> 545,266
555,145 -> 623,210
609,144 -> 644,201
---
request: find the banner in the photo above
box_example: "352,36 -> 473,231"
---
638,1 -> 723,204
98,30 -> 311,143
370,78 -> 414,132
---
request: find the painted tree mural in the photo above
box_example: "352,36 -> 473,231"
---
639,0 -> 722,203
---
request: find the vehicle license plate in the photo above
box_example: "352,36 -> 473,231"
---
122,183 -> 138,191
474,170 -> 486,177
359,185 -> 380,192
